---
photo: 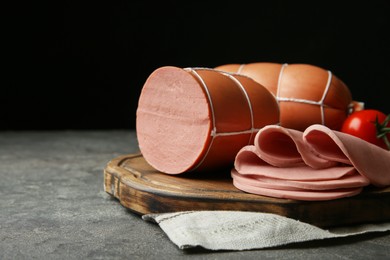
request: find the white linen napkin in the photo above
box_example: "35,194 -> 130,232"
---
142,211 -> 390,251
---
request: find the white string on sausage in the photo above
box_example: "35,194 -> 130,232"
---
184,65 -> 332,171
184,67 -> 261,138
274,63 -> 332,125
222,72 -> 256,144
183,68 -> 216,171
184,67 -> 260,171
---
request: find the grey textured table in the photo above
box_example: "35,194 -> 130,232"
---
1,131 -> 389,259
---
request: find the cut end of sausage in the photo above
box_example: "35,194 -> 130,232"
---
136,66 -> 212,174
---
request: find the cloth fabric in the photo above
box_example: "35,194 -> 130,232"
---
142,211 -> 390,251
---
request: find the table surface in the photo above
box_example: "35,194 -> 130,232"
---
1,130 -> 389,259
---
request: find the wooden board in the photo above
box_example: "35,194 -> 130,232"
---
104,153 -> 390,227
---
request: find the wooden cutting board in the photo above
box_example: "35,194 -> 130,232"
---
104,153 -> 390,227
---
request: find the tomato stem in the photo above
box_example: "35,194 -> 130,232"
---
383,136 -> 390,151
375,114 -> 390,151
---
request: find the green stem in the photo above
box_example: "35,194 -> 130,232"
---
383,135 -> 390,151
375,114 -> 390,151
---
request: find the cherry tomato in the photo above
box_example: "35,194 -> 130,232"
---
341,109 -> 390,150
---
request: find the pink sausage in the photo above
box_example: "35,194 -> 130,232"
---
232,124 -> 390,200
232,176 -> 363,201
136,66 -> 279,174
216,63 -> 357,131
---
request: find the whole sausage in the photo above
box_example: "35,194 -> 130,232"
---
215,63 -> 361,131
136,66 -> 279,174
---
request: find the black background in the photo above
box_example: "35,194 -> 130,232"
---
3,1 -> 389,130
